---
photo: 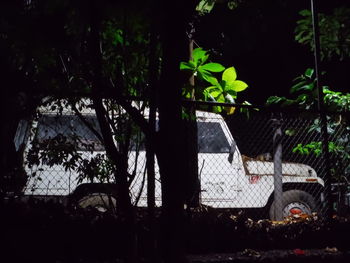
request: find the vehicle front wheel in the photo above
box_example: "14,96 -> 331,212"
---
269,190 -> 317,220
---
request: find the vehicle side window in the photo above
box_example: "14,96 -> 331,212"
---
36,115 -> 146,152
197,122 -> 230,153
129,131 -> 146,151
36,115 -> 104,151
36,116 -> 230,153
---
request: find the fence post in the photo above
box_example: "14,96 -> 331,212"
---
272,115 -> 283,221
311,0 -> 332,220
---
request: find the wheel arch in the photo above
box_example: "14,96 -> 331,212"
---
265,182 -> 324,208
283,182 -> 324,201
68,183 -> 118,204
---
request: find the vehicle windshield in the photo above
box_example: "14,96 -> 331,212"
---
197,122 -> 230,153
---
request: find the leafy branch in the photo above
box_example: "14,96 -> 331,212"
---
266,67 -> 350,182
292,141 -> 346,157
266,68 -> 350,112
180,47 -> 249,114
195,0 -> 244,15
295,8 -> 350,61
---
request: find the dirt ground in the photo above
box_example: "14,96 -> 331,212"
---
2,198 -> 350,263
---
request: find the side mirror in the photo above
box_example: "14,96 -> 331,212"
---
228,142 -> 236,164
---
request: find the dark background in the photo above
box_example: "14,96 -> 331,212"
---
195,0 -> 350,105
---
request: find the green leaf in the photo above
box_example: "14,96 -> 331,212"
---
192,48 -> 207,64
196,0 -> 215,15
304,68 -> 314,78
266,96 -> 287,105
292,74 -> 305,82
292,144 -> 303,153
182,84 -> 192,99
199,63 -> 225,72
285,129 -> 296,136
204,90 -> 216,101
295,94 -> 308,104
198,70 -> 219,85
222,67 -> 237,86
299,9 -> 311,17
180,61 -> 195,71
209,90 -> 222,98
226,89 -> 237,99
215,94 -> 226,103
213,106 -> 223,113
114,29 -> 123,45
227,80 -> 248,92
201,54 -> 209,64
295,83 -> 314,93
290,80 -> 308,93
227,1 -> 238,10
314,149 -> 321,156
205,86 -> 222,93
219,80 -> 226,88
292,81 -> 315,94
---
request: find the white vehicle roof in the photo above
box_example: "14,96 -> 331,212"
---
37,97 -> 227,122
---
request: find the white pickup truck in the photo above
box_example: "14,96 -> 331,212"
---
20,106 -> 324,219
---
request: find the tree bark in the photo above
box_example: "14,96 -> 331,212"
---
145,3 -> 160,261
89,2 -> 137,262
0,66 -> 36,198
184,37 -> 199,208
156,1 -> 197,262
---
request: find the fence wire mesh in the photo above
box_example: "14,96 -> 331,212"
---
18,99 -> 350,220
227,109 -> 350,219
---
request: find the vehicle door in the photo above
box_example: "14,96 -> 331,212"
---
197,117 -> 240,208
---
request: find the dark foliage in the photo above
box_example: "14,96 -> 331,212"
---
1,199 -> 350,262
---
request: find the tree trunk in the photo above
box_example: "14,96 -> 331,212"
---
145,4 -> 159,261
156,1 -> 197,262
184,38 -> 199,208
89,3 -> 137,261
0,69 -> 35,198
115,160 -> 138,263
0,114 -> 19,196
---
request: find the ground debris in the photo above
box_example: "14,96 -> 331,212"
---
188,248 -> 350,263
2,199 -> 350,262
325,247 -> 338,253
240,249 -> 261,258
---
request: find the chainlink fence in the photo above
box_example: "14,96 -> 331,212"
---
16,99 -> 350,220
226,108 -> 350,219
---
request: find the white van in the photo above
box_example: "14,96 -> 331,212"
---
20,101 -> 324,219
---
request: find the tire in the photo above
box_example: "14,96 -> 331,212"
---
76,192 -> 117,213
269,190 -> 317,220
